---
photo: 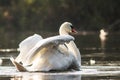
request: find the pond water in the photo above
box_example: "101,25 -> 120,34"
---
0,32 -> 120,80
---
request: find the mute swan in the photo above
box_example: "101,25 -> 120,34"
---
11,22 -> 81,72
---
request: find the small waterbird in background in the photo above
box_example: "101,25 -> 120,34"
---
99,28 -> 108,52
99,29 -> 108,41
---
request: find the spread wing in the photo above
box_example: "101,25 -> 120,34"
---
15,34 -> 43,62
24,35 -> 74,65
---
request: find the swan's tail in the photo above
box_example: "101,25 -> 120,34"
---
10,57 -> 27,72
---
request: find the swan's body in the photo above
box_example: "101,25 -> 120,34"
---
11,22 -> 81,72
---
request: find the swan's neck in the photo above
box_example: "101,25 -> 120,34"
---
59,26 -> 81,65
66,41 -> 78,55
66,41 -> 81,64
59,30 -> 69,35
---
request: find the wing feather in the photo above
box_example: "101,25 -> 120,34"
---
16,34 -> 43,62
25,35 -> 74,64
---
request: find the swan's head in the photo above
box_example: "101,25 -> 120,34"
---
59,22 -> 77,35
100,29 -> 105,34
100,29 -> 108,36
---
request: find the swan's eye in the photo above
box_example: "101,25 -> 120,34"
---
70,25 -> 77,33
70,25 -> 74,29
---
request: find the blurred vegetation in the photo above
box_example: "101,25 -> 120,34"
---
0,0 -> 120,48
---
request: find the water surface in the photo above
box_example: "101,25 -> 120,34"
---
0,32 -> 120,80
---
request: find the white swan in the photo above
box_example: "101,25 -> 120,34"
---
99,29 -> 108,41
11,22 -> 81,72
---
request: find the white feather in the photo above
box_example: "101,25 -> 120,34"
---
23,35 -> 74,66
16,34 -> 43,63
13,22 -> 81,71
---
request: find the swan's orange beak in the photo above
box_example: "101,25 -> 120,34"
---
72,28 -> 78,33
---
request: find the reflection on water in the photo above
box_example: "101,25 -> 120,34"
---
10,74 -> 81,80
0,32 -> 120,80
100,34 -> 107,53
0,49 -> 18,52
0,66 -> 120,80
